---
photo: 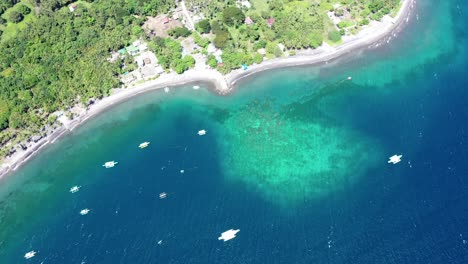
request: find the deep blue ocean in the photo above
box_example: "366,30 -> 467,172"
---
1,0 -> 468,263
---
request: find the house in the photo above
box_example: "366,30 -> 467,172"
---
143,58 -> 151,65
277,43 -> 285,52
121,72 -> 135,84
118,48 -> 127,55
126,45 -> 139,56
237,0 -> 251,9
257,48 -> 266,55
162,17 -> 170,24
69,4 -> 77,12
108,52 -> 120,63
138,43 -> 148,52
266,17 -> 275,27
245,17 -> 254,25
136,57 -> 145,67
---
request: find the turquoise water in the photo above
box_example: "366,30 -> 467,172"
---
1,0 -> 468,263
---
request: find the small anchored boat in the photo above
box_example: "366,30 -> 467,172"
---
139,142 -> 150,149
69,186 -> 81,193
103,161 -> 118,168
388,154 -> 402,164
218,229 -> 240,242
193,85 -> 200,90
159,192 -> 167,199
197,130 -> 206,136
24,251 -> 36,259
80,209 -> 90,215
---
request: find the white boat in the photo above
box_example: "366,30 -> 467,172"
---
164,87 -> 170,93
218,229 -> 240,242
347,76 -> 352,80
80,209 -> 90,215
159,192 -> 167,199
193,85 -> 200,90
388,154 -> 402,164
157,240 -> 163,245
103,161 -> 118,168
24,251 -> 36,259
180,169 -> 185,174
197,130 -> 206,136
69,185 -> 81,193
139,142 -> 150,149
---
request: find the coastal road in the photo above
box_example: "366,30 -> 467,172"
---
181,1 -> 195,31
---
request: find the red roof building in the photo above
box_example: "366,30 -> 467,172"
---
266,17 -> 275,27
162,17 -> 170,24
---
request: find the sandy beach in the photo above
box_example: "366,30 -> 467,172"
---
0,0 -> 415,179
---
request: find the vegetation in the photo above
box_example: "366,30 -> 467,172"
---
0,0 -> 402,157
195,19 -> 211,33
169,27 -> 191,38
222,6 -> 245,26
148,37 -> 195,74
16,4 -> 29,15
328,30 -> 341,42
0,0 -> 175,156
8,10 -> 22,23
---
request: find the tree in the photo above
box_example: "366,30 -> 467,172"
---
222,7 -> 244,26
308,31 -> 323,48
169,27 -> 191,38
213,31 -> 230,49
253,40 -> 267,50
0,17 -> 6,25
328,30 -> 341,42
195,19 -> 211,33
0,101 -> 8,130
131,25 -> 143,35
193,32 -> 209,48
274,46 -> 283,57
9,11 -> 23,23
17,4 -> 31,15
206,54 -> 217,68
369,0 -> 385,13
253,53 -> 263,64
265,42 -> 277,54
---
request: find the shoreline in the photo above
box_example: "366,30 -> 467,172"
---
0,0 -> 415,179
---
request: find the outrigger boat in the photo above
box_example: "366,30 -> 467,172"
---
80,209 -> 90,215
69,186 -> 81,193
103,161 -> 118,168
388,154 -> 402,164
24,251 -> 36,259
218,229 -> 240,242
139,142 -> 150,149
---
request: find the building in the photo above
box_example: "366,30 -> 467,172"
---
126,45 -> 139,56
162,17 -> 170,24
237,0 -> 251,9
69,4 -> 77,12
266,17 -> 275,27
135,57 -> 145,67
144,58 -> 151,65
121,72 -> 135,84
138,43 -> 148,53
245,17 -> 254,25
